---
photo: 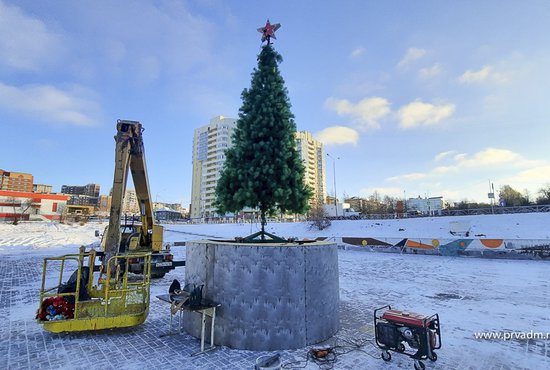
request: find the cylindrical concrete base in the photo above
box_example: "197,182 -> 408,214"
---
183,240 -> 339,350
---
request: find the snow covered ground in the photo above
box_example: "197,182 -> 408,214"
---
1,213 -> 549,369
2,212 -> 549,253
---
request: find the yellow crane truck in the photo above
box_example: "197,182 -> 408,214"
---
36,120 -> 181,333
99,120 -> 180,278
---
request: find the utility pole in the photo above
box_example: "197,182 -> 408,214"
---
326,153 -> 339,217
488,179 -> 495,214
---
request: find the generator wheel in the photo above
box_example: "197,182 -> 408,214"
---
396,343 -> 405,352
428,351 -> 437,361
414,360 -> 425,370
381,351 -> 391,361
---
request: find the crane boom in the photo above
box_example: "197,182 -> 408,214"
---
103,120 -> 159,269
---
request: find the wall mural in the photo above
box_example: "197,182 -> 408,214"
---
340,237 -> 550,258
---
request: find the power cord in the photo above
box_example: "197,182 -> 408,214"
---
282,335 -> 381,369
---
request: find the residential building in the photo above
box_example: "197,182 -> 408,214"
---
0,169 -> 33,192
33,184 -> 53,194
123,189 -> 139,214
407,196 -> 444,215
154,208 -> 184,222
345,197 -> 368,214
0,190 -> 69,221
295,131 -> 326,206
61,183 -> 100,206
190,116 -> 237,220
326,195 -> 338,205
153,202 -> 184,212
98,195 -> 112,214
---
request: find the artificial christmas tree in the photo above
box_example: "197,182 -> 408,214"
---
215,21 -> 311,238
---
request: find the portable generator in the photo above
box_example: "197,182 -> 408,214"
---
374,305 -> 441,370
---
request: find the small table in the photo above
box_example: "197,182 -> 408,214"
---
156,293 -> 220,356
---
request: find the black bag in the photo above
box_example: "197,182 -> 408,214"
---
169,279 -> 181,301
188,285 -> 203,309
57,266 -> 90,303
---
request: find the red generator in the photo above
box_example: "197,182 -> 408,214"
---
374,305 -> 441,370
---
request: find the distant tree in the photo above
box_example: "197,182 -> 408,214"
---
308,202 -> 331,231
383,195 -> 395,214
522,189 -> 532,205
536,184 -> 550,205
369,191 -> 381,203
215,44 -> 311,237
499,185 -> 529,206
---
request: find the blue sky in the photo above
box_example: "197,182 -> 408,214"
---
1,0 -> 549,207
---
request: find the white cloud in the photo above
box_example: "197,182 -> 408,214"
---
418,63 -> 442,79
432,165 -> 457,175
458,65 -> 509,84
315,126 -> 359,146
505,165 -> 550,183
397,100 -> 456,129
463,148 -> 521,166
428,148 -> 525,175
350,47 -> 365,58
397,47 -> 426,69
389,147 -> 542,185
434,150 -> 457,161
387,172 -> 427,182
325,96 -> 391,131
0,1 -> 65,71
454,153 -> 467,161
0,82 -> 100,126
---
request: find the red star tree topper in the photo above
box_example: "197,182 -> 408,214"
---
257,19 -> 281,44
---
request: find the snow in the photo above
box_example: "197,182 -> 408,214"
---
1,213 -> 548,253
162,212 -> 550,240
1,212 -> 549,369
0,221 -> 102,254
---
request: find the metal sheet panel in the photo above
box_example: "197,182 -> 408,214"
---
183,240 -> 339,350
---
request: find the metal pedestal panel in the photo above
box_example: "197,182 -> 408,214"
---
183,240 -> 339,350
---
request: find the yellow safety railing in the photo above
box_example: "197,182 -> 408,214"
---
38,249 -> 152,320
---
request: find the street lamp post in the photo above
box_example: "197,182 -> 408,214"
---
488,179 -> 495,214
326,153 -> 339,217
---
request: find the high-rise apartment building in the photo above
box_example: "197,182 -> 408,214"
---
190,117 -> 327,220
123,189 -> 139,214
0,169 -> 33,192
61,183 -> 100,206
190,116 -> 237,219
295,131 -> 326,206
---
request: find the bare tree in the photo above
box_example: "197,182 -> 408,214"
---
7,197 -> 33,225
536,184 -> 550,205
308,202 -> 331,231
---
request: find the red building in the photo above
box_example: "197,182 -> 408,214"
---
0,190 -> 70,221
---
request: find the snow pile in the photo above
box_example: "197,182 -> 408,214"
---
0,221 -> 104,253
